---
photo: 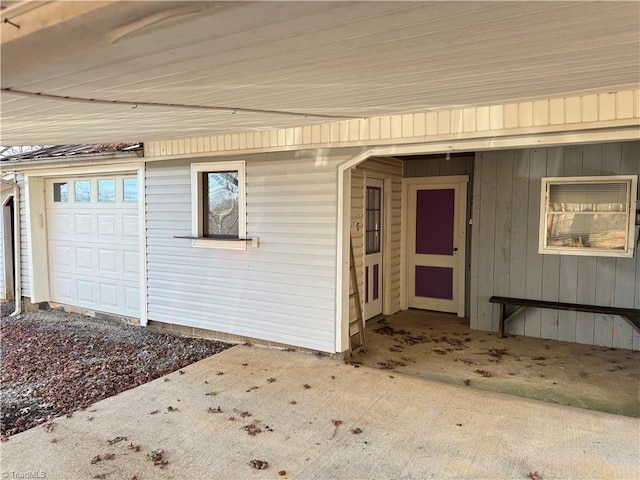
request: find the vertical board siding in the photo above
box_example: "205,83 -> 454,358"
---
349,157 -> 403,330
145,149 -> 357,353
470,141 -> 639,350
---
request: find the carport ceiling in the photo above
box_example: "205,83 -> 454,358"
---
1,1 -> 639,145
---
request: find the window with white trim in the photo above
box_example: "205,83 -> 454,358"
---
539,175 -> 638,258
190,161 -> 246,249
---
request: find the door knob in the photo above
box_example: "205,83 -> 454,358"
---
453,247 -> 458,252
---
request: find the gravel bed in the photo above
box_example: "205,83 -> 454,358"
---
0,305 -> 232,437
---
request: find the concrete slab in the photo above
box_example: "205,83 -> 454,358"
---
355,310 -> 640,417
1,345 -> 638,480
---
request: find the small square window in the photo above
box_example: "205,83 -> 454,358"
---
75,180 -> 91,202
540,175 -> 638,258
191,161 -> 246,249
98,179 -> 116,202
53,182 -> 68,202
204,172 -> 239,238
123,178 -> 138,202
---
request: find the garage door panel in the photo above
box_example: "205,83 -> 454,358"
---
51,244 -> 71,268
97,214 -> 116,237
123,250 -> 139,275
123,215 -> 138,239
77,279 -> 94,303
46,176 -> 139,318
98,248 -> 117,273
76,247 -> 93,270
74,214 -> 92,236
125,286 -> 140,314
51,275 -> 73,301
99,283 -> 119,308
53,214 -> 70,234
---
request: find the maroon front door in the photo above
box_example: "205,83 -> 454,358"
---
407,179 -> 466,314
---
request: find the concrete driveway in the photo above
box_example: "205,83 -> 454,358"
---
1,345 -> 638,480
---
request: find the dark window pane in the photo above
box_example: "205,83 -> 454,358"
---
53,183 -> 68,202
204,171 -> 239,238
124,178 -> 138,202
365,186 -> 382,254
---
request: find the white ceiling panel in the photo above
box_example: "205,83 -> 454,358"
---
1,1 -> 638,145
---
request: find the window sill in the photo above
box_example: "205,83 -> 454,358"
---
174,235 -> 254,250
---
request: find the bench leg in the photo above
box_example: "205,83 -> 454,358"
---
499,304 -> 506,338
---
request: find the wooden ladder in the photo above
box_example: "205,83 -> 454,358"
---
349,238 -> 366,353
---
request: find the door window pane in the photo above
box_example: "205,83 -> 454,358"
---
366,186 -> 382,254
53,182 -> 68,202
98,179 -> 116,202
204,171 -> 239,238
75,180 -> 91,202
123,178 -> 138,202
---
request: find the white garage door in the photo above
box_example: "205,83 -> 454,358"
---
46,176 -> 140,317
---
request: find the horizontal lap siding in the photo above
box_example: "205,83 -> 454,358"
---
471,141 -> 640,350
18,175 -> 30,298
349,157 -> 403,330
0,194 -> 5,299
145,150 -> 353,352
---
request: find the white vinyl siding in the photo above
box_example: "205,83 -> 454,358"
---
471,141 -> 640,350
0,193 -> 6,300
17,174 -> 30,298
145,149 -> 358,352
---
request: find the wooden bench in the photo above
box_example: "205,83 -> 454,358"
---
489,296 -> 640,338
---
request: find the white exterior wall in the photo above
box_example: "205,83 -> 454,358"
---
146,149 -> 360,352
0,192 -> 7,300
17,174 -> 30,298
470,141 -> 640,350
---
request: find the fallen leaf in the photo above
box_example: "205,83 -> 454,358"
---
205,391 -> 218,396
91,455 -> 102,464
208,406 -> 222,413
104,453 -> 115,460
243,422 -> 262,436
167,406 -> 178,412
303,384 -> 311,389
351,428 -> 363,434
107,436 -> 127,445
249,459 -> 269,469
278,471 -> 287,476
179,370 -> 185,375
527,472 -> 543,480
267,378 -> 276,383
150,410 -> 160,415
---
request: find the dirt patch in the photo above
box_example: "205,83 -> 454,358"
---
1,306 -> 232,437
